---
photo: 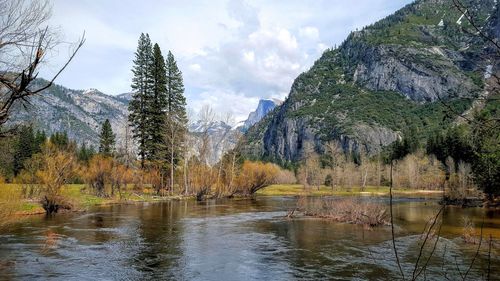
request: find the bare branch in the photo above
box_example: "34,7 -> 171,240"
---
0,0 -> 85,134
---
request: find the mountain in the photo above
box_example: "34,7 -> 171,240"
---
189,120 -> 241,164
188,98 -> 284,164
239,0 -> 499,164
8,79 -> 129,148
241,99 -> 281,131
116,92 -> 133,102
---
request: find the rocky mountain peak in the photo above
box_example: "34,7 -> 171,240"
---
241,99 -> 281,131
238,0 -> 498,163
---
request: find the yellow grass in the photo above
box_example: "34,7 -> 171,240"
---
0,183 -> 191,219
256,184 -> 444,197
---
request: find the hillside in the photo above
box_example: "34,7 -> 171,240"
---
7,79 -> 129,148
239,0 -> 499,165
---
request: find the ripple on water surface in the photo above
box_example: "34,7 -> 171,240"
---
0,198 -> 498,280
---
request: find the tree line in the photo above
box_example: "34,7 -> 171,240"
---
294,115 -> 498,202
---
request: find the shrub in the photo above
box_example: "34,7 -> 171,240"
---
83,155 -> 113,197
190,161 -> 216,200
37,142 -> 77,214
235,161 -> 280,195
324,174 -> 333,188
298,197 -> 388,227
275,168 -> 297,185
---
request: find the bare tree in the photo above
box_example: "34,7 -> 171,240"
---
163,110 -> 187,193
188,105 -> 216,200
197,104 -> 216,165
0,0 -> 85,134
324,141 -> 345,188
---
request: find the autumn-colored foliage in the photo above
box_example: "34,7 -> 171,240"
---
190,160 -> 217,200
82,155 -> 134,197
235,161 -> 280,195
83,155 -> 113,197
36,142 -> 77,214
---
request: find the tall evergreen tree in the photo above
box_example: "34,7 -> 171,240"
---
129,33 -> 154,167
165,51 -> 187,121
164,50 -> 188,190
149,43 -> 168,160
13,125 -> 35,175
99,119 -> 115,156
33,130 -> 46,154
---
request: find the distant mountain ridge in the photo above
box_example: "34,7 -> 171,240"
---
7,80 -> 278,164
188,120 -> 240,164
8,79 -> 129,148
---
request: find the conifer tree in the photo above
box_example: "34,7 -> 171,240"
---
50,132 -> 70,150
129,33 -> 154,167
13,125 -> 35,175
165,51 -> 187,122
99,119 -> 115,156
149,43 -> 168,160
164,50 -> 188,190
33,130 -> 46,154
78,143 -> 95,164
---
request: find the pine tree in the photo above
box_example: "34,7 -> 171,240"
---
99,119 -> 115,156
129,33 -> 154,167
164,50 -> 188,190
33,130 -> 46,154
50,131 -> 69,150
78,143 -> 95,164
149,43 -> 168,160
13,125 -> 35,175
165,51 -> 187,121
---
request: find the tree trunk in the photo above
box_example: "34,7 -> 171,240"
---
170,133 -> 175,192
390,160 -> 393,189
184,157 -> 188,195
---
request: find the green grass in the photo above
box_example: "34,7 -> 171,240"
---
257,184 -> 443,197
0,183 -> 190,217
60,184 -> 107,209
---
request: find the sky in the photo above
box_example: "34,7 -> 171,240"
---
41,0 -> 413,123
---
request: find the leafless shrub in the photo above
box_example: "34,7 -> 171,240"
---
298,197 -> 389,227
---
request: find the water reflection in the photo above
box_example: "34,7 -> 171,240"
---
0,197 -> 498,280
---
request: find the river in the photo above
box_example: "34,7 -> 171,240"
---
0,197 -> 499,280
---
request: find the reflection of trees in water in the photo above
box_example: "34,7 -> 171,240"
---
253,198 -> 499,279
129,201 -> 188,279
253,215 -> 396,279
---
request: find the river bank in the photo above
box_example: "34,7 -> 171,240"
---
0,183 -> 484,220
0,184 -> 192,221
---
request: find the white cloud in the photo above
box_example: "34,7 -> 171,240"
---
299,26 -> 319,40
189,64 -> 202,72
43,0 -> 414,121
243,50 -> 255,63
317,43 -> 329,52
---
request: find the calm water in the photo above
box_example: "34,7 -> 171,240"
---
0,197 -> 499,280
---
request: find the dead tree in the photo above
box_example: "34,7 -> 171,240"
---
0,0 -> 85,135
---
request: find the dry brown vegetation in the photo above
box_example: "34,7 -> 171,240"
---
297,197 -> 389,227
36,142 -> 77,214
234,161 -> 280,195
